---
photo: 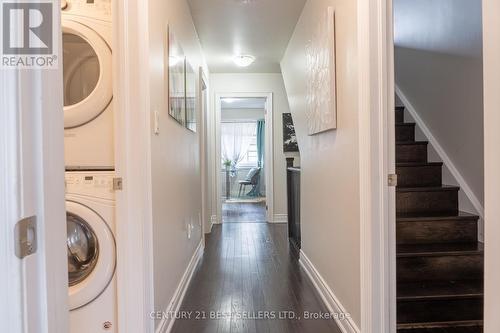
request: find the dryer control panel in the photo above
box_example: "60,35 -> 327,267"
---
65,171 -> 115,200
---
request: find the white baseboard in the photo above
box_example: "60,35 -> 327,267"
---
299,250 -> 360,333
270,213 -> 288,223
211,214 -> 221,225
395,86 -> 485,239
156,240 -> 204,333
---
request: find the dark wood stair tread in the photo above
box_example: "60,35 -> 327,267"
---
397,122 -> 416,127
397,162 -> 443,167
397,141 -> 429,145
397,320 -> 483,332
398,280 -> 483,301
397,242 -> 483,257
397,185 -> 460,193
397,211 -> 479,222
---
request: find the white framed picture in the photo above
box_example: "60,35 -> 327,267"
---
185,60 -> 197,132
167,25 -> 186,126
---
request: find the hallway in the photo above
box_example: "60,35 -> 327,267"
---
171,223 -> 342,333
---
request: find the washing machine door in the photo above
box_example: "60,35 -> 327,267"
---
66,201 -> 116,310
62,19 -> 112,129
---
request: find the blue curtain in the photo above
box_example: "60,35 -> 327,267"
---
248,119 -> 265,197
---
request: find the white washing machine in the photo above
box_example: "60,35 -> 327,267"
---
66,171 -> 117,333
62,1 -> 114,169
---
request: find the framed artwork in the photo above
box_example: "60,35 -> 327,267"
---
185,60 -> 197,132
305,7 -> 336,135
167,27 -> 186,126
283,113 -> 298,152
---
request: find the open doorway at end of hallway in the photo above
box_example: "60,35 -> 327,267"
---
218,96 -> 271,223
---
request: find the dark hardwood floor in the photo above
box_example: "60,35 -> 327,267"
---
222,202 -> 267,223
171,223 -> 342,333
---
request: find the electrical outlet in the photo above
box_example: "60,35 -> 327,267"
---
187,221 -> 192,240
153,109 -> 160,135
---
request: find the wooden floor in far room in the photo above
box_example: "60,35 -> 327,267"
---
222,201 -> 267,223
171,223 -> 342,333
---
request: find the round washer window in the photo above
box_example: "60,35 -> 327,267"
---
63,33 -> 100,107
67,212 -> 99,286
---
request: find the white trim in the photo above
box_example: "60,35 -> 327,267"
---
357,0 -> 396,331
271,214 -> 288,223
200,70 -> 209,241
113,1 -> 155,333
210,215 -> 220,226
1,8 -> 69,332
214,92 -> 274,224
395,86 -> 485,232
299,251 -> 360,333
0,69 -> 23,333
483,0 -> 500,330
156,240 -> 204,333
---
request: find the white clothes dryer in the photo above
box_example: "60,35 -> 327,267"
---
62,2 -> 114,169
65,171 -> 117,333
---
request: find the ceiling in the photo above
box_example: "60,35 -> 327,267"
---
221,97 -> 266,109
187,0 -> 306,73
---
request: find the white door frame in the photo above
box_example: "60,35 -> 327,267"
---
0,9 -> 68,333
357,0 -> 396,331
113,1 -> 155,333
200,69 -> 210,237
214,92 -> 274,223
482,0 -> 500,331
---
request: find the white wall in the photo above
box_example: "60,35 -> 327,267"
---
146,0 -> 208,327
281,0 -> 361,326
394,0 -> 484,209
209,73 -> 299,220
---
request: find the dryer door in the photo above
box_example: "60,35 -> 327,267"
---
66,201 -> 115,310
62,19 -> 112,129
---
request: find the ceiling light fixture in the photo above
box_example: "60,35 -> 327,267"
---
233,55 -> 255,67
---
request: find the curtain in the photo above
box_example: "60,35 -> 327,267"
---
248,119 -> 265,197
221,122 -> 256,168
256,119 -> 265,168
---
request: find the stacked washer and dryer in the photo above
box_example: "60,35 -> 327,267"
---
62,1 -> 117,332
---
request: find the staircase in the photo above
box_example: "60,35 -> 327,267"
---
395,106 -> 484,333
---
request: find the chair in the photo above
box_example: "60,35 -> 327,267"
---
238,167 -> 261,197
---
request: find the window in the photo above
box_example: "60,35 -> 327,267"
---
242,138 -> 258,166
221,121 -> 258,168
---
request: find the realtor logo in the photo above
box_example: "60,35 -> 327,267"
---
1,1 -> 58,68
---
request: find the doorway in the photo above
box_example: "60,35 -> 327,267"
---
392,0 -> 485,331
215,93 -> 273,224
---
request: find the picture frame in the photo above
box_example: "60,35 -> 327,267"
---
167,26 -> 186,126
185,60 -> 197,132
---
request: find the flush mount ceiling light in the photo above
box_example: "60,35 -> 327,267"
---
233,55 -> 255,67
234,0 -> 257,4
